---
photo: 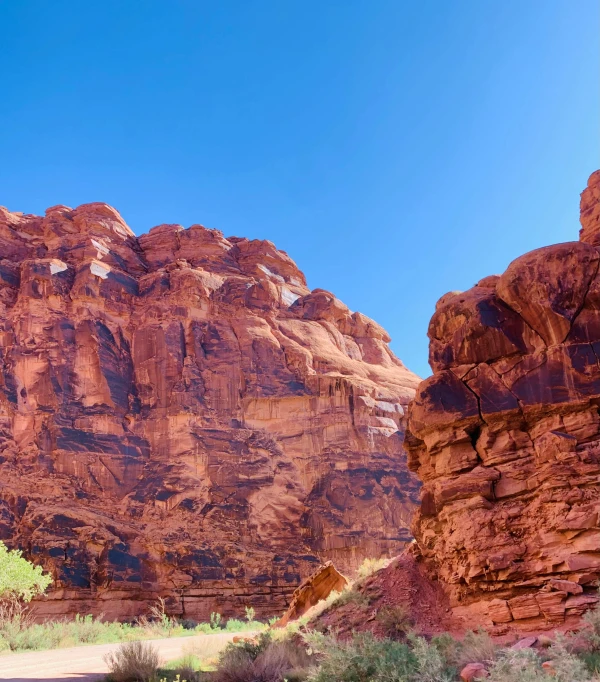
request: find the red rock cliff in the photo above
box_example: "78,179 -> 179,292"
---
407,170 -> 600,631
0,202 -> 420,620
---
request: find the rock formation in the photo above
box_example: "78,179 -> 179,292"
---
0,202 -> 420,620
407,170 -> 600,631
276,561 -> 348,626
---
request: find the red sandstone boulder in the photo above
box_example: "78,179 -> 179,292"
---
496,241 -> 599,346
460,662 -> 488,681
276,561 -> 348,626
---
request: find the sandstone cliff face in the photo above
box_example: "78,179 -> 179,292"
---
407,170 -> 600,631
0,202 -> 419,620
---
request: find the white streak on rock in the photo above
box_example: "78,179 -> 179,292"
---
90,261 -> 110,279
281,287 -> 300,307
258,264 -> 285,283
49,260 -> 68,275
91,239 -> 110,258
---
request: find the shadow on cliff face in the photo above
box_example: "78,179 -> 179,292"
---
0,200 -> 421,619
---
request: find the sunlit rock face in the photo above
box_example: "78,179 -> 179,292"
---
0,202 -> 420,620
407,171 -> 600,631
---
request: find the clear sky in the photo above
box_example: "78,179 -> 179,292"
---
0,1 -> 598,378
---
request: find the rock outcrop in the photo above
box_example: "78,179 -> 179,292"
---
407,170 -> 600,631
0,202 -> 420,620
276,561 -> 348,626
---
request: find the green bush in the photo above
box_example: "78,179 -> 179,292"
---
0,541 -> 51,602
307,632 -> 416,682
334,589 -> 371,609
158,653 -> 203,682
408,634 -> 456,682
433,627 -> 497,669
582,593 -> 600,651
213,632 -> 313,682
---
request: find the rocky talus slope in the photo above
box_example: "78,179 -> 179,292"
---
407,170 -> 600,631
0,202 -> 419,620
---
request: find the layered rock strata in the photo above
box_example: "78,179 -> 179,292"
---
0,202 -> 419,620
407,170 -> 600,631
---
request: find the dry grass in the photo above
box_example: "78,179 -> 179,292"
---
356,558 -> 391,580
104,640 -> 161,682
212,633 -> 313,682
375,605 -> 413,638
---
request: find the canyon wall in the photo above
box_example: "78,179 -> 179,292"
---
407,170 -> 600,631
0,202 -> 419,620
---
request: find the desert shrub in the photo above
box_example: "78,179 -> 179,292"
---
307,631 -> 417,682
429,628 -> 497,669
245,605 -> 256,622
148,597 -> 178,632
357,558 -> 390,580
158,653 -> 203,682
69,613 -> 110,643
546,635 -> 593,682
581,650 -> 600,674
194,622 -> 213,634
104,640 -> 161,682
210,612 -> 222,630
408,634 -> 456,682
455,628 -> 498,668
582,594 -> 600,651
224,617 -> 263,632
485,649 -> 547,682
334,590 -> 370,609
484,644 -> 591,682
375,605 -> 412,638
213,632 -> 313,682
0,621 -> 50,651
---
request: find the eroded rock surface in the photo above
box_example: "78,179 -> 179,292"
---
276,561 -> 348,626
407,170 -> 600,631
0,202 -> 420,620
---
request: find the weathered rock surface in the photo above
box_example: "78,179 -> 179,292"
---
0,202 -> 420,620
276,561 -> 348,626
407,170 -> 600,631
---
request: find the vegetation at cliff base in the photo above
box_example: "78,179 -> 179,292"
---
100,592 -> 600,681
0,542 -> 52,602
0,601 -> 266,653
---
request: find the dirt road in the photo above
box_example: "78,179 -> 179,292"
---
0,631 -> 244,681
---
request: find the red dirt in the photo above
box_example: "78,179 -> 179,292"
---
314,553 -> 462,639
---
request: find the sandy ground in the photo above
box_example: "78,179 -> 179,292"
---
0,631 -> 246,681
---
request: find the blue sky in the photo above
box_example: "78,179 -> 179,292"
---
0,1 -> 598,378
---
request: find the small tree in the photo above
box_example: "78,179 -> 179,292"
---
0,542 -> 51,601
0,541 -> 51,625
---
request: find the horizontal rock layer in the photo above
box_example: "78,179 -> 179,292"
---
407,170 -> 600,631
0,202 -> 420,620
